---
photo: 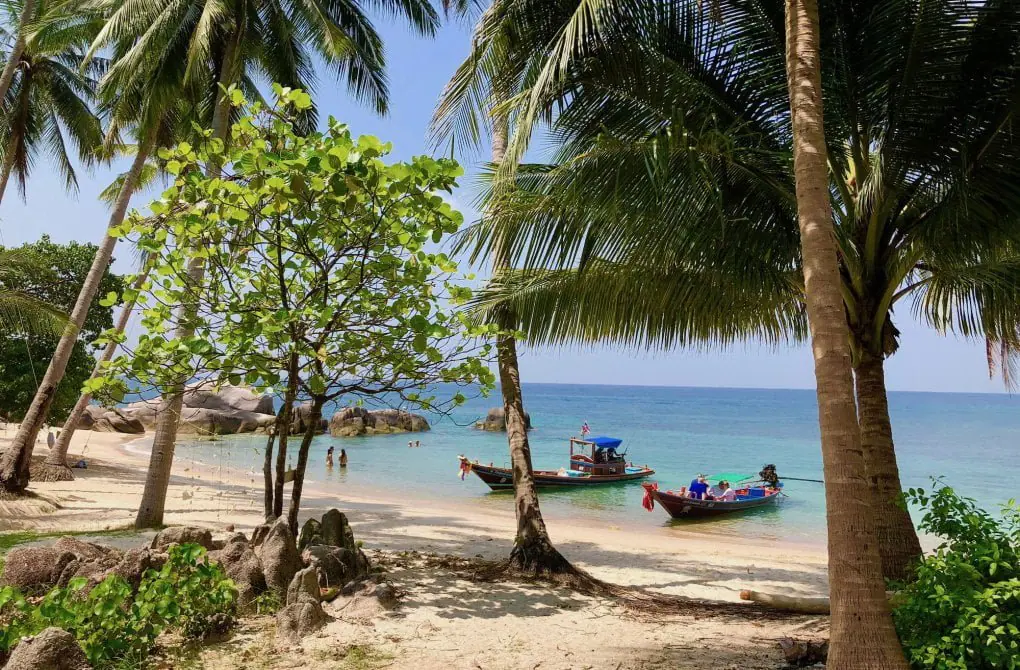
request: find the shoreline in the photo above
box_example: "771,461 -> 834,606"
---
2,425 -> 830,604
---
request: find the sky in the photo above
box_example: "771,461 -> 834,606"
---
0,13 -> 1009,395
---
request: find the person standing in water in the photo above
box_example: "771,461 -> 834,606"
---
326,446 -> 334,467
415,439 -> 421,448
339,449 -> 348,468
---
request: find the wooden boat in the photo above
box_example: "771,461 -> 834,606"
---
641,471 -> 783,519
458,436 -> 655,491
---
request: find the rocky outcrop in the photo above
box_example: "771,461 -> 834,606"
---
150,526 -> 216,551
256,518 -> 301,595
4,627 -> 90,670
276,601 -> 330,642
328,407 -> 429,437
1,547 -> 77,592
298,518 -> 323,552
208,535 -> 266,607
286,567 -> 321,606
118,383 -> 277,435
299,510 -> 371,589
79,405 -> 145,434
290,401 -> 328,436
473,407 -> 532,432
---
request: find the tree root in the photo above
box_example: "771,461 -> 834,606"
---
30,463 -> 75,482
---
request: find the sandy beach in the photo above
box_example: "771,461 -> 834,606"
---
1,424 -> 830,669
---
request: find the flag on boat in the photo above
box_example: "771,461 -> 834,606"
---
581,421 -> 590,436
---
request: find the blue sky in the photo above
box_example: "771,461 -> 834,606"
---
0,14 -> 1008,394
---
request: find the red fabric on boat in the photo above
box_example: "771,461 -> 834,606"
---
641,482 -> 658,511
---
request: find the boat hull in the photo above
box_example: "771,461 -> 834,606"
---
650,489 -> 780,518
465,462 -> 655,490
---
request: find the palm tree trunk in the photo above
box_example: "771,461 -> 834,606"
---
855,352 -> 922,581
33,264 -> 152,482
0,0 -> 34,102
135,30 -> 240,529
0,147 -> 16,204
0,140 -> 151,495
490,118 -> 571,576
784,1 -> 908,667
286,396 -> 324,535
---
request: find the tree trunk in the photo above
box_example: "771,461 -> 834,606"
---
134,30 -> 240,528
0,141 -> 151,495
271,352 -> 299,519
784,1 -> 908,668
0,0 -> 33,102
262,425 -> 278,519
855,352 -> 922,581
489,117 -> 571,575
286,396 -> 324,535
34,264 -> 152,482
0,147 -> 16,204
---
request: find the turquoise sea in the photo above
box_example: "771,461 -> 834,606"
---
170,384 -> 1020,546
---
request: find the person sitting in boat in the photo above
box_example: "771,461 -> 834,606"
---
688,474 -> 709,499
718,481 -> 737,501
707,481 -> 726,500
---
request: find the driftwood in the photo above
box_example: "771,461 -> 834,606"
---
740,588 -> 903,615
779,637 -> 828,666
739,589 -> 830,614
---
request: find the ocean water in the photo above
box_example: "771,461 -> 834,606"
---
170,384 -> 1020,546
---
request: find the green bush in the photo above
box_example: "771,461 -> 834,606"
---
893,484 -> 1020,669
0,543 -> 237,668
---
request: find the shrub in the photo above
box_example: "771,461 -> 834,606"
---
893,484 -> 1020,669
0,543 -> 237,667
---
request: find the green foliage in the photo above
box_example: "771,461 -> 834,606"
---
893,485 -> 1020,669
0,544 -> 236,668
0,236 -> 123,421
92,91 -> 496,413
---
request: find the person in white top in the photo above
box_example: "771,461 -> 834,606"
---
707,482 -> 726,499
719,481 -> 737,501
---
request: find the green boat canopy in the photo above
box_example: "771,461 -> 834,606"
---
705,472 -> 755,484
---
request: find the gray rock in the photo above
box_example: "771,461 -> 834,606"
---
374,582 -> 399,609
298,518 -> 323,552
286,566 -> 321,606
328,407 -> 429,437
52,537 -> 116,562
150,526 -> 215,551
250,523 -> 271,548
111,547 -> 159,590
290,402 -> 328,436
257,518 -> 300,595
210,538 -> 265,607
176,407 -> 276,435
92,407 -> 145,434
121,384 -> 276,435
4,627 -> 90,670
474,406 -> 532,432
320,509 -> 355,551
182,382 -> 275,414
276,602 -> 330,642
302,545 -> 353,588
0,548 -> 77,592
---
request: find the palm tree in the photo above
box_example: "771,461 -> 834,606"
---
460,0 -> 1020,585
0,0 -> 37,100
0,249 -> 66,335
79,0 -> 440,528
433,0 -> 585,575
0,2 -> 105,204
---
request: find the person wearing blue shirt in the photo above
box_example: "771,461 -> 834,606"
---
688,474 -> 709,499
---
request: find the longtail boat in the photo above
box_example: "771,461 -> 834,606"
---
458,436 -> 655,491
641,468 -> 783,519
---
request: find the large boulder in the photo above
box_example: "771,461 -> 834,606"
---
276,602 -> 330,642
4,627 -> 90,670
298,518 -> 323,552
79,405 -> 144,434
182,382 -> 275,414
176,407 -> 276,435
256,518 -> 301,595
1,547 -> 77,592
286,567 -> 321,606
150,526 -> 215,551
209,537 -> 265,607
320,509 -> 355,551
301,545 -> 369,589
52,537 -> 116,562
118,383 -> 277,435
328,407 -> 429,437
290,402 -> 328,436
474,406 -> 532,432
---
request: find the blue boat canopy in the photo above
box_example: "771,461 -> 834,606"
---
589,436 -> 623,449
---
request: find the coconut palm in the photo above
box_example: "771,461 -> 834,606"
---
76,0 -> 441,528
460,0 -> 1020,590
0,0 -> 37,100
0,2 -> 105,204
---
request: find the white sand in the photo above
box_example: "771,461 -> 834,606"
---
1,424 -> 831,668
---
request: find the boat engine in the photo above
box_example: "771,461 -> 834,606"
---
759,463 -> 780,488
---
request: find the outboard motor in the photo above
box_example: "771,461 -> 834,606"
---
759,464 -> 780,488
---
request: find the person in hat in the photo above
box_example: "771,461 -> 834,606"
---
688,474 -> 709,500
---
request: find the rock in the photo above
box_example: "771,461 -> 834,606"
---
250,524 -> 271,548
779,638 -> 829,666
52,537 -> 116,562
176,407 -> 276,435
276,602 -> 330,642
473,406 -> 532,432
320,509 -> 356,551
286,567 -> 321,605
76,406 -> 97,430
112,548 -> 159,590
0,547 -> 77,592
257,518 -> 300,595
4,627 -> 90,670
373,582 -> 399,609
211,538 -> 265,607
301,545 -> 364,588
328,407 -> 429,437
92,407 -> 145,434
290,402 -> 328,436
298,518 -> 323,552
55,547 -> 124,590
120,383 -> 277,435
183,381 -> 274,414
150,526 -> 215,551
